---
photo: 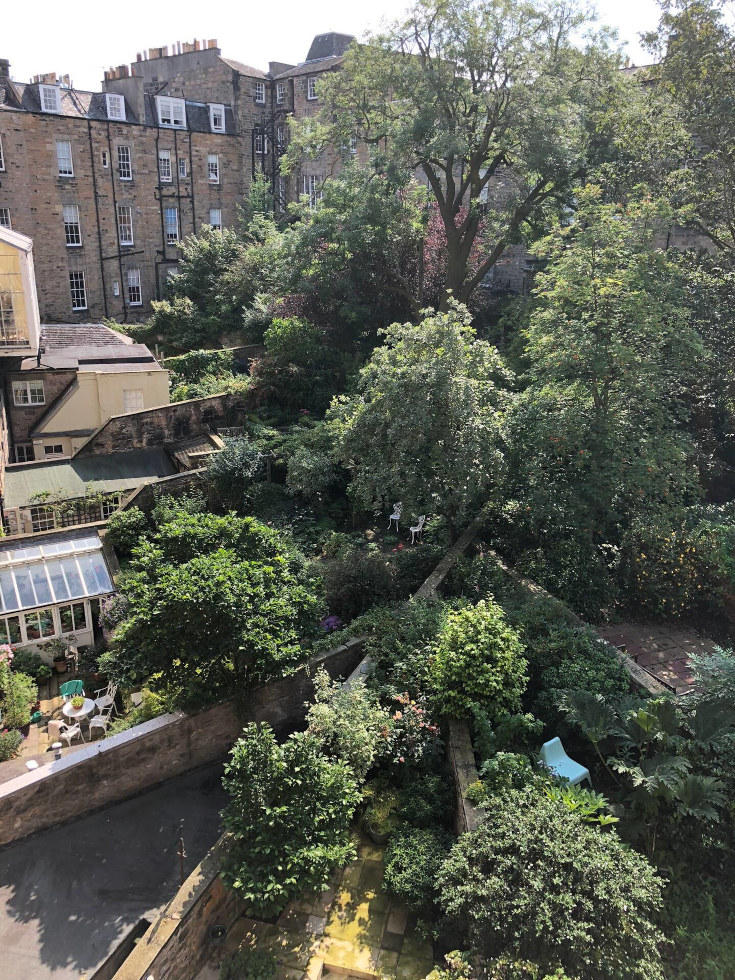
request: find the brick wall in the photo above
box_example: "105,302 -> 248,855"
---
107,837 -> 243,980
4,366 -> 76,447
75,392 -> 244,455
0,636 -> 366,848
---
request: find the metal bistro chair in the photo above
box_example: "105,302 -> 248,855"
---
88,703 -> 114,740
94,681 -> 119,717
388,501 -> 403,532
57,721 -> 84,747
410,515 -> 426,544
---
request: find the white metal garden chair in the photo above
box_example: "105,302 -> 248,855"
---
94,682 -> 119,717
88,704 -> 114,740
57,722 -> 83,747
388,501 -> 403,531
410,515 -> 426,544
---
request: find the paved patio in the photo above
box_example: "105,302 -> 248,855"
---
597,622 -> 718,695
198,836 -> 434,980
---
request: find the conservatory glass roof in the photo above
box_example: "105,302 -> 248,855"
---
0,532 -> 113,614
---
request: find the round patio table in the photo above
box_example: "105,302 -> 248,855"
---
62,697 -> 95,723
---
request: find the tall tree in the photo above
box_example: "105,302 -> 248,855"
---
644,0 -> 735,259
328,302 -> 513,538
286,0 -> 624,307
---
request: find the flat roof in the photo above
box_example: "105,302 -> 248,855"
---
4,448 -> 176,509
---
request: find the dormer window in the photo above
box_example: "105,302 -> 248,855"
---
156,96 -> 186,129
39,84 -> 61,114
307,77 -> 318,100
209,103 -> 225,133
255,81 -> 265,104
106,93 -> 126,121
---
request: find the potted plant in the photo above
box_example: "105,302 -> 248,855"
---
48,639 -> 69,674
70,695 -> 85,710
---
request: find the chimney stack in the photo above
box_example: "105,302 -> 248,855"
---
0,60 -> 9,79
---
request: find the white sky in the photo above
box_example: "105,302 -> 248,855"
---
4,0 -> 663,91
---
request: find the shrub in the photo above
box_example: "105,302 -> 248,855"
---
360,780 -> 401,842
106,507 -> 148,556
10,648 -> 52,682
219,948 -> 277,980
321,552 -> 394,620
384,826 -> 452,915
150,491 -> 206,527
221,724 -> 360,915
397,771 -> 454,829
534,633 -> 630,721
430,600 -> 528,720
306,669 -> 391,780
206,437 -> 264,511
0,729 -> 23,761
436,787 -> 666,979
0,671 -> 38,729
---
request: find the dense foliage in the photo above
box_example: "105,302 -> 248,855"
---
221,723 -> 360,914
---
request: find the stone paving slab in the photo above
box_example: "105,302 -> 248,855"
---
598,622 -> 717,695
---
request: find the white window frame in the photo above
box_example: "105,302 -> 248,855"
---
100,495 -> 121,520
276,82 -> 286,105
62,204 -> 81,247
0,289 -> 18,342
56,140 -> 73,177
178,158 -> 188,178
156,96 -> 186,129
43,444 -> 64,457
12,380 -> 45,406
58,601 -> 88,635
302,174 -> 322,210
117,204 -> 134,246
105,93 -> 126,121
277,176 -> 286,210
307,76 -> 318,100
0,134 -> 5,172
158,149 -> 172,183
69,270 -> 87,311
123,389 -> 144,412
117,145 -> 132,180
39,84 -> 61,114
126,268 -> 142,306
254,81 -> 265,104
207,154 -> 219,183
0,208 -> 11,230
101,149 -> 109,168
255,133 -> 268,155
209,208 -> 222,231
209,103 -> 225,133
164,207 -> 179,244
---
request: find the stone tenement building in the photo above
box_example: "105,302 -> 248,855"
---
0,33 -> 355,325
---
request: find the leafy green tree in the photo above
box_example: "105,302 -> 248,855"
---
328,302 -> 513,539
205,437 -> 264,511
286,0 -> 623,306
221,723 -> 360,914
102,513 -> 322,696
644,0 -> 735,259
430,599 -> 527,720
436,787 -> 666,979
278,166 -> 426,336
504,188 -> 702,612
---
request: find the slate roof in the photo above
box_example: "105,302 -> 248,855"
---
4,448 -> 176,509
220,57 -> 267,79
21,323 -> 164,374
40,324 -> 130,349
273,56 -> 344,80
305,33 -> 355,62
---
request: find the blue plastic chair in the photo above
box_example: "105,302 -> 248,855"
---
59,679 -> 84,702
539,737 -> 591,786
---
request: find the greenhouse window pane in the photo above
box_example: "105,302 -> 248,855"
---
14,568 -> 36,608
7,616 -> 21,644
0,569 -> 18,612
30,565 -> 52,606
78,553 -> 112,594
39,608 -> 54,637
46,560 -> 70,602
61,558 -> 83,598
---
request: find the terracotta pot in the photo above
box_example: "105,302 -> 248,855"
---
53,658 -> 67,675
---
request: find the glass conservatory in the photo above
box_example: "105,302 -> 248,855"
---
0,531 -> 113,655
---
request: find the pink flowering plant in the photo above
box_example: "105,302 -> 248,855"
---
385,692 -> 441,766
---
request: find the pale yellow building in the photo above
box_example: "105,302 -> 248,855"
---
0,225 -> 41,356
